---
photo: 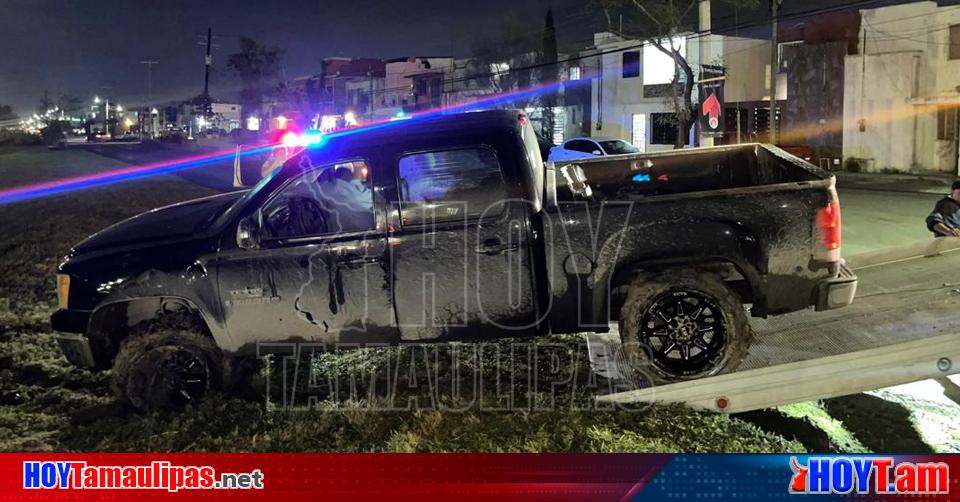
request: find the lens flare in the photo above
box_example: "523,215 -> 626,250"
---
0,144 -> 274,205
0,76 -> 593,206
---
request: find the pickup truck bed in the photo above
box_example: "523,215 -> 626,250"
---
543,144 -> 854,335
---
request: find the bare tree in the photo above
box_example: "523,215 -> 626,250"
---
466,16 -> 543,111
595,0 -> 757,148
227,37 -> 284,122
276,77 -> 323,124
56,95 -> 83,118
0,105 -> 18,122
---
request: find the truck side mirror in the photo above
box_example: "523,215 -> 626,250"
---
236,215 -> 260,249
591,150 -> 603,156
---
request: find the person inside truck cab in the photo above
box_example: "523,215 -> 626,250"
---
926,180 -> 960,238
263,161 -> 374,238
325,164 -> 373,231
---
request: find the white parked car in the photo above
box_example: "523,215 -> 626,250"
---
548,137 -> 640,162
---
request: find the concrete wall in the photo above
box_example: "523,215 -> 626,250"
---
843,1 -> 960,173
723,36 -> 771,103
843,51 -> 922,172
782,41 -> 848,160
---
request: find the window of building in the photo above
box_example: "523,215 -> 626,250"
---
950,25 -> 960,60
938,106 -> 957,140
397,147 -> 506,225
650,113 -> 680,145
552,107 -> 566,145
569,66 -> 581,80
622,51 -> 640,78
631,113 -> 647,151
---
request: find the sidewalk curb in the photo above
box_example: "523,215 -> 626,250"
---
846,238 -> 960,269
837,185 -> 946,195
835,172 -> 954,195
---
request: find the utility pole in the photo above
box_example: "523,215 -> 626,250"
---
368,71 -> 375,119
769,0 -> 780,145
140,60 -> 158,140
100,85 -> 112,136
203,27 -> 212,106
140,60 -> 159,101
196,28 -> 218,118
698,0 -> 714,147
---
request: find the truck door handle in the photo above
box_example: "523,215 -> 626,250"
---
475,238 -> 519,256
338,254 -> 380,269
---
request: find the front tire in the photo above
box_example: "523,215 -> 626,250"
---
618,270 -> 752,384
112,330 -> 225,412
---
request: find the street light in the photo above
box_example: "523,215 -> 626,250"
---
94,96 -> 101,104
116,105 -> 123,112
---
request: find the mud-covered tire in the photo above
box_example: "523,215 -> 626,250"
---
618,269 -> 753,384
112,330 -> 225,412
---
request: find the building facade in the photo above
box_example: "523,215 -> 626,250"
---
580,32 -> 717,153
377,57 -> 454,119
843,1 -> 960,173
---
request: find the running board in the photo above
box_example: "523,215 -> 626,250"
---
595,332 -> 960,414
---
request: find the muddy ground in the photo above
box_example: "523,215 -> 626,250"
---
0,145 -> 951,453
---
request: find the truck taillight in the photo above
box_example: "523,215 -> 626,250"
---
816,199 -> 841,262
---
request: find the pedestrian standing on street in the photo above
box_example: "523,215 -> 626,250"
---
926,180 -> 960,237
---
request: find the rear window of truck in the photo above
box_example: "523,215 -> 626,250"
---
397,147 -> 506,225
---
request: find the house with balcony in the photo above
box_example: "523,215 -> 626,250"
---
376,57 -> 454,119
578,32 -> 706,152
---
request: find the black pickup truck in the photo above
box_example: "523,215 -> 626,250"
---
51,110 -> 856,410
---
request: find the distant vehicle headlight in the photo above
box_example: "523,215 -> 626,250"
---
57,274 -> 70,309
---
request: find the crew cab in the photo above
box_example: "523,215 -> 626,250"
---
51,110 -> 856,410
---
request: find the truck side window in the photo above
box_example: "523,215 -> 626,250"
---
397,147 -> 505,225
261,159 -> 375,239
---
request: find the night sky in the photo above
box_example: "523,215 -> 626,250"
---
0,0 -> 912,115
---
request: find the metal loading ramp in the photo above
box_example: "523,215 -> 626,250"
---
594,250 -> 960,413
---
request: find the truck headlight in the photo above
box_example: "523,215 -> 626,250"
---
57,274 -> 70,309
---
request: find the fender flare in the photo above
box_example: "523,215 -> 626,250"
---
588,222 -> 766,326
86,296 -> 231,366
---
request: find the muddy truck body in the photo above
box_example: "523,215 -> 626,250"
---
51,110 -> 856,409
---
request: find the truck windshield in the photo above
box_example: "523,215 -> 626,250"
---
208,162 -> 283,230
599,140 -> 640,155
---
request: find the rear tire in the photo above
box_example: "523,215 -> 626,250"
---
112,330 -> 225,412
618,269 -> 752,384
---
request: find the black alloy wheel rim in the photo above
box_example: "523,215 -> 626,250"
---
156,349 -> 210,407
638,289 -> 727,376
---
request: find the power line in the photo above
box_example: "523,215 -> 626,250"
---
2,0 -> 907,111
352,0 -> 895,101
